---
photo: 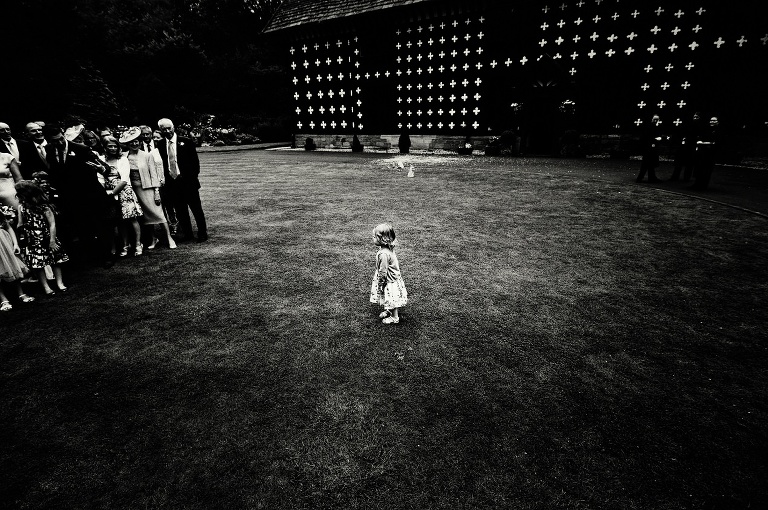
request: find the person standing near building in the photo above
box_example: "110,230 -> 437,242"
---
636,114 -> 664,184
155,118 -> 207,242
691,116 -> 721,191
670,112 -> 703,182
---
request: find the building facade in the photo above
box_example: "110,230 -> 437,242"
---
265,0 -> 767,154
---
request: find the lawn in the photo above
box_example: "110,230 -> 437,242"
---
1,151 -> 767,509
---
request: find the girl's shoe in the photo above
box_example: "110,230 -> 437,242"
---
134,244 -> 143,256
147,238 -> 159,250
57,286 -> 68,293
379,310 -> 391,319
382,316 -> 400,324
18,294 -> 35,303
118,246 -> 129,257
168,239 -> 177,250
0,301 -> 12,312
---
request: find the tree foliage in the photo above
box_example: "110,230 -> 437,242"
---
6,0 -> 288,138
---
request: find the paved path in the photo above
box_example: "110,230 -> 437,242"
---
197,142 -> 288,153
618,161 -> 768,218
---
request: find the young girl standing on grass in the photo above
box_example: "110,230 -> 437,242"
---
16,180 -> 69,296
0,207 -> 35,311
370,223 -> 408,324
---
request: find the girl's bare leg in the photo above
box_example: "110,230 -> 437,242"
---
119,223 -> 129,256
52,265 -> 65,290
37,268 -> 55,294
12,280 -> 31,299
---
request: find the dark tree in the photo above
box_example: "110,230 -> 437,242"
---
6,0 -> 287,138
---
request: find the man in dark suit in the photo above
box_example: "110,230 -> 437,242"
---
43,123 -> 116,266
16,122 -> 50,179
139,125 -> 156,152
636,114 -> 664,183
670,112 -> 703,182
691,116 -> 721,191
155,118 -> 208,242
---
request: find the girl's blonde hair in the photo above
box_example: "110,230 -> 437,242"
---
373,223 -> 397,249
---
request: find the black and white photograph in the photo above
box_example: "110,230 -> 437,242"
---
1,1 -> 767,508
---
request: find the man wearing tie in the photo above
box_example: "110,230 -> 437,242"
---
43,123 -> 115,266
156,118 -> 208,242
139,125 -> 155,152
16,122 -> 50,179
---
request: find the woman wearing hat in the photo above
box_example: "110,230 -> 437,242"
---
64,124 -> 85,143
119,127 -> 176,250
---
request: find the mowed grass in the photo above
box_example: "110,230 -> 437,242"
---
1,151 -> 767,509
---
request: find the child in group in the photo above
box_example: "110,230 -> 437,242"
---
15,180 -> 69,296
0,207 -> 35,311
31,171 -> 59,208
103,136 -> 143,256
369,223 -> 408,324
30,171 -> 58,282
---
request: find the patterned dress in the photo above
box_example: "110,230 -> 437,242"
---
18,203 -> 69,269
105,166 -> 143,220
369,247 -> 408,309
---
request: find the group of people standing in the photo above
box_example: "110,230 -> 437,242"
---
0,117 -> 208,311
636,112 -> 721,191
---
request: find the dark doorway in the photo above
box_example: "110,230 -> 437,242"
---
511,54 -> 575,155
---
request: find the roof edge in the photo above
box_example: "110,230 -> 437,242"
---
263,0 -> 439,33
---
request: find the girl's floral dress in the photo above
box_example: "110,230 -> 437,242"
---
18,203 -> 68,269
105,167 -> 143,220
369,247 -> 408,309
